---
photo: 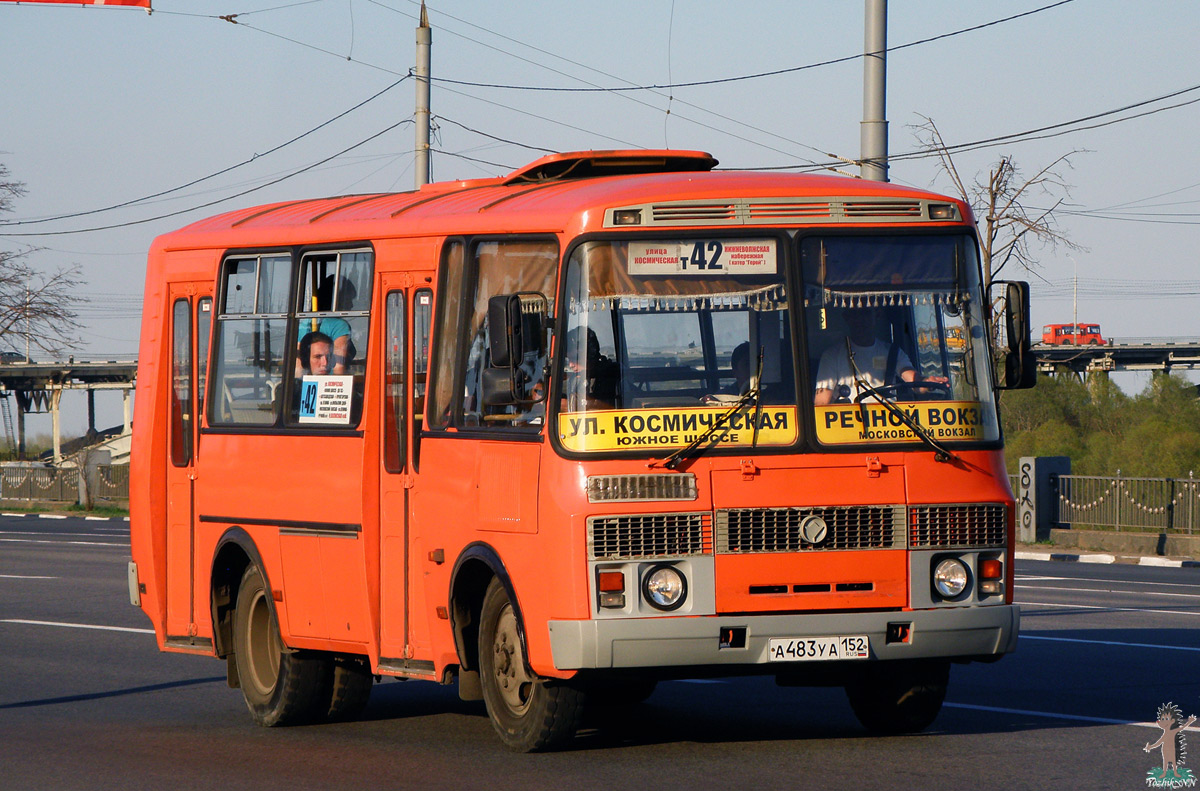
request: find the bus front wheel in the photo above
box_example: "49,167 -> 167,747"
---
478,578 -> 583,752
845,659 -> 949,734
232,564 -> 327,726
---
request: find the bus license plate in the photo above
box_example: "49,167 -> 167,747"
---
768,635 -> 869,662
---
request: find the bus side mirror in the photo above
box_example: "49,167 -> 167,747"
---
485,293 -> 548,405
993,280 -> 1036,390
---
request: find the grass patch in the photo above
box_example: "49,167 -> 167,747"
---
0,500 -> 127,518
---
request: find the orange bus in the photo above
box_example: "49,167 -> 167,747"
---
129,150 -> 1035,751
1041,323 -> 1105,345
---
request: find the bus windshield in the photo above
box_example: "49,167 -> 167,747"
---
557,234 -> 999,454
559,238 -> 797,453
801,234 -> 999,446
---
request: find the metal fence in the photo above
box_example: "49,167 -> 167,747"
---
1056,474 -> 1200,534
1,464 -> 128,502
94,464 -> 130,500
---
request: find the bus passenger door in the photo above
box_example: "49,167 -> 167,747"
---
379,277 -> 434,666
165,287 -> 210,643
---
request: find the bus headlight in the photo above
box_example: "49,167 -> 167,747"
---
933,558 -> 969,599
642,565 -> 687,611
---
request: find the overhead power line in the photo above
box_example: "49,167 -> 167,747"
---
1037,278 -> 1200,299
0,75 -> 410,228
415,0 -> 1078,94
0,120 -> 412,238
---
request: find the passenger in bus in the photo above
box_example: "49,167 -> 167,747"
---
296,276 -> 355,375
299,331 -> 333,376
813,307 -> 918,405
703,342 -> 753,406
728,342 -> 751,395
562,327 -> 619,410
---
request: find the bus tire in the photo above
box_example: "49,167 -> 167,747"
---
232,564 -> 326,727
321,656 -> 373,722
845,659 -> 949,735
478,578 -> 582,752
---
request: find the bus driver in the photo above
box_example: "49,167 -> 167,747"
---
813,307 -> 918,405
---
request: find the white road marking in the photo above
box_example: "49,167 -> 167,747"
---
1019,584 -> 1200,600
0,538 -> 128,547
944,702 -> 1184,731
1017,599 -> 1200,617
0,574 -> 58,580
0,619 -> 153,634
1018,574 -> 1200,590
1021,633 -> 1200,652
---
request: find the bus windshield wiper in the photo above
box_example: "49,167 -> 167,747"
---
845,339 -> 959,464
855,383 -> 959,464
650,369 -> 763,471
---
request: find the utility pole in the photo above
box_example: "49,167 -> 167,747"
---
860,0 -> 888,182
414,2 -> 432,188
1070,254 -> 1078,340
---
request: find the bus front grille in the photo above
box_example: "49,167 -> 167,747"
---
587,513 -> 711,560
909,503 -> 1007,548
714,506 -> 905,553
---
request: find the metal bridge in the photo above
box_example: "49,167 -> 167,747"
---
0,358 -> 137,463
1034,339 -> 1200,374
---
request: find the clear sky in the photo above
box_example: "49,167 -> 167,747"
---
2,0 -> 1199,432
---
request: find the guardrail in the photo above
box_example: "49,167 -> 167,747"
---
1,464 -> 128,502
1056,474 -> 1200,534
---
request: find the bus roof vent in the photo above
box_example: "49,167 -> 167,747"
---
651,202 -> 738,223
504,150 -> 718,184
843,200 -> 924,218
746,201 -> 834,220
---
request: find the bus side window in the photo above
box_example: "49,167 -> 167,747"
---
413,288 -> 432,463
196,297 -> 212,427
459,239 -> 557,429
211,254 -> 291,426
429,240 -> 555,431
384,291 -> 405,473
170,298 -> 192,465
290,249 -> 373,427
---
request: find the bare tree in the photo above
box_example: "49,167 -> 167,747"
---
912,116 -> 1084,291
0,164 -> 82,356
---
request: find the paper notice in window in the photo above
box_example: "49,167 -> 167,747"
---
298,375 -> 353,425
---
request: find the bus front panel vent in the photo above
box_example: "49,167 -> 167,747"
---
587,512 -> 712,560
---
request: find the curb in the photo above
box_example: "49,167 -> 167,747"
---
1016,550 -> 1200,569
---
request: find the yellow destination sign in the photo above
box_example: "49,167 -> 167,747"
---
816,400 -> 986,445
558,405 -> 799,452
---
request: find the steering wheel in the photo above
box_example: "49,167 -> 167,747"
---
855,381 -> 952,402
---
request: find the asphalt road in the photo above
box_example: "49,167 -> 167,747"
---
3,515 -> 1199,790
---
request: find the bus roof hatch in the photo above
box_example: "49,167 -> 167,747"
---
503,150 -> 718,184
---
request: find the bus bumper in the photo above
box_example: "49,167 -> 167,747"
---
547,604 -> 1019,670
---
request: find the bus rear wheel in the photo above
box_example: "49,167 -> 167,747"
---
845,659 -> 949,734
478,578 -> 583,752
233,564 -> 327,726
319,656 -> 373,722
